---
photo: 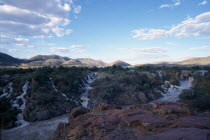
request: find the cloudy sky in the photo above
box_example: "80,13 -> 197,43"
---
0,0 -> 210,64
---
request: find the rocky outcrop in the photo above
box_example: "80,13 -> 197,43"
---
52,101 -> 210,140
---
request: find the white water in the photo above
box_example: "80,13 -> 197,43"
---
80,72 -> 97,108
50,78 -> 69,100
155,77 -> 194,102
1,114 -> 69,140
197,70 -> 208,76
0,82 -> 13,98
11,82 -> 29,126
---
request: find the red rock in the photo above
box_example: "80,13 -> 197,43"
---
139,128 -> 210,140
152,101 -> 191,117
52,102 -> 210,140
120,109 -> 171,130
172,116 -> 210,129
92,102 -> 122,112
69,106 -> 90,119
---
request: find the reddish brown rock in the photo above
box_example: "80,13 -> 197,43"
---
92,102 -> 122,112
151,101 -> 191,118
140,128 -> 210,140
120,109 -> 171,130
172,116 -> 210,129
69,106 -> 90,119
52,102 -> 210,140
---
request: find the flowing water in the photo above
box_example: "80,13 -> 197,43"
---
1,114 -> 69,140
155,77 -> 194,102
80,72 -> 97,108
1,73 -> 97,140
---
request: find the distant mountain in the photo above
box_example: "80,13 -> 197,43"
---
108,60 -> 131,67
1,52 -> 210,68
176,56 -> 210,65
76,58 -> 106,67
0,52 -> 25,66
29,55 -> 71,62
0,52 -> 106,67
133,56 -> 210,67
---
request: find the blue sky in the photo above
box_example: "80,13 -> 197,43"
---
0,0 -> 210,64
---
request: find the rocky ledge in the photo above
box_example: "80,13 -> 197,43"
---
52,102 -> 210,140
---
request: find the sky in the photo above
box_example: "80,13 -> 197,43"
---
0,0 -> 210,65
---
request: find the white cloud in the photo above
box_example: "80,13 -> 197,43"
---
160,4 -> 170,8
50,45 -> 86,53
8,49 -> 17,52
70,45 -> 84,49
74,5 -> 81,14
0,35 -> 29,45
15,38 -> 29,43
132,12 -> 210,40
129,47 -> 168,54
116,47 -> 169,64
15,43 -> 25,46
0,0 -> 80,37
190,46 -> 210,50
174,2 -> 181,6
160,0 -> 181,8
199,0 -> 208,5
26,45 -> 35,48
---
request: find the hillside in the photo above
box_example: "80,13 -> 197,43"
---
1,52 -> 210,67
76,58 -> 106,67
0,52 -> 25,66
176,56 -> 210,65
0,52 -> 106,67
133,56 -> 210,67
29,55 -> 71,62
108,60 -> 131,67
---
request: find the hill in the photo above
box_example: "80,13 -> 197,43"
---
0,52 -> 25,66
76,58 -> 106,67
108,60 -> 131,67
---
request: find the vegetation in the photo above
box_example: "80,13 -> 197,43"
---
179,72 -> 210,111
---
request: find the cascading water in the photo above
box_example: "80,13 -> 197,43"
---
80,72 -> 97,108
155,75 -> 194,102
11,81 -> 29,127
0,82 -> 13,98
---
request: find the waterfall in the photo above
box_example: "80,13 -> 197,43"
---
80,72 -> 97,108
155,76 -> 194,102
12,81 -> 30,127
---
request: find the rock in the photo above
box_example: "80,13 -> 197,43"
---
53,102 -> 210,140
92,102 -> 122,112
140,128 -> 210,140
164,81 -> 170,88
179,89 -> 195,100
182,71 -> 192,79
137,92 -> 148,104
172,116 -> 210,129
152,101 -> 191,118
120,109 -> 171,130
69,106 -> 90,119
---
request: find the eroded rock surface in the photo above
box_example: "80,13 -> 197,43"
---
52,101 -> 210,140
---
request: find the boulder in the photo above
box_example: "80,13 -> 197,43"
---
92,102 -> 122,112
172,116 -> 210,129
151,101 -> 191,118
179,89 -> 195,100
69,106 -> 90,119
140,128 -> 210,140
120,109 -> 171,130
164,81 -> 170,88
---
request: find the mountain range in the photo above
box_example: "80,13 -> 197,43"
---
0,52 -> 210,67
0,52 -> 129,67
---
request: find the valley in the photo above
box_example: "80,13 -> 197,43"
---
0,65 -> 210,140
